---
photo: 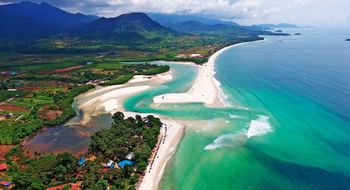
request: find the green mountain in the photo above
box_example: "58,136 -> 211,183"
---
0,1 -> 97,27
147,13 -> 239,26
0,9 -> 55,39
164,20 -> 249,34
0,1 -> 97,39
73,13 -> 178,40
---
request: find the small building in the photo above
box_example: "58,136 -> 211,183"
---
11,72 -> 18,76
78,157 -> 86,166
0,181 -> 11,187
7,89 -> 17,92
104,160 -> 114,168
118,160 -> 134,168
190,54 -> 202,58
60,75 -> 69,78
126,152 -> 134,160
0,163 -> 7,171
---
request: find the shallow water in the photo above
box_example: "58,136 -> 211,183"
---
26,27 -> 350,189
156,28 -> 350,189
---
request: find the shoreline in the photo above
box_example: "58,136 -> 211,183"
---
75,40 -> 260,190
153,41 -> 257,108
69,71 -> 186,190
22,40 -> 261,189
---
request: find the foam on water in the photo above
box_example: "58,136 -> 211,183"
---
229,114 -> 244,119
246,115 -> 273,138
213,74 -> 232,107
204,131 -> 247,150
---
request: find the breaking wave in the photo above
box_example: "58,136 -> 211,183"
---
246,115 -> 273,138
205,115 -> 273,150
204,131 -> 247,150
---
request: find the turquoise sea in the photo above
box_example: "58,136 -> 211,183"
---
124,28 -> 350,189
26,27 -> 350,189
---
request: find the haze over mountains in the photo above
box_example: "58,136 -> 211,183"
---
147,13 -> 240,26
164,21 -> 248,33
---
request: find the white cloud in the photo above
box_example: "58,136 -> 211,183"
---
2,0 -> 350,26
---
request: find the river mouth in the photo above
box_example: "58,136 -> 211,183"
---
23,63 -> 191,157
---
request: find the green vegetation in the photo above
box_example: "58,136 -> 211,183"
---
3,112 -> 162,190
84,112 -> 162,189
6,148 -> 79,189
0,61 -> 169,145
100,74 -> 134,86
0,85 -> 94,144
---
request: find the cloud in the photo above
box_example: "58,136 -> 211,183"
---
1,0 -> 350,26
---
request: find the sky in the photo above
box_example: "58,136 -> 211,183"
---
0,0 -> 349,26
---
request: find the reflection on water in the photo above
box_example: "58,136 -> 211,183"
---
24,113 -> 112,156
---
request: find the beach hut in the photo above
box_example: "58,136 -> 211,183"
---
0,181 -> 11,187
126,152 -> 134,160
78,157 -> 86,166
104,160 -> 114,168
0,163 -> 7,171
118,160 -> 134,168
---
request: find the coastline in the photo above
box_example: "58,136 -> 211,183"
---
24,40 -> 261,190
80,41 -> 259,190
72,71 -> 186,190
153,41 -> 257,108
138,41 -> 261,189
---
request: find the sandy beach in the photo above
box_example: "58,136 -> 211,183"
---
153,42 -> 252,107
74,42 -> 253,190
77,72 -> 173,124
73,71 -> 185,190
122,112 -> 184,190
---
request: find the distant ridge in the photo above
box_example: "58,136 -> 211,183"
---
72,12 -> 178,40
164,20 -> 247,33
255,23 -> 300,29
0,1 -> 98,39
147,13 -> 240,26
0,1 -> 97,27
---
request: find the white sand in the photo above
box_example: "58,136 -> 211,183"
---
128,72 -> 173,83
153,42 -> 251,107
74,42 -> 255,190
75,72 -> 184,190
76,72 -> 173,125
122,112 -> 184,190
78,85 -> 151,124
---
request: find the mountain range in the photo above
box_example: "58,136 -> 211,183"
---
73,12 -> 177,40
255,23 -> 300,29
164,20 -> 247,33
147,13 -> 240,26
0,1 -> 292,40
0,1 -> 97,39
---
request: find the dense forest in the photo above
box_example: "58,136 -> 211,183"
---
3,112 -> 162,190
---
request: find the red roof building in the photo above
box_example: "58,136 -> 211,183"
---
71,185 -> 80,190
0,163 -> 7,171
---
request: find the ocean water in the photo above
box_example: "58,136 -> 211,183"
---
26,28 -> 350,189
125,28 -> 350,189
